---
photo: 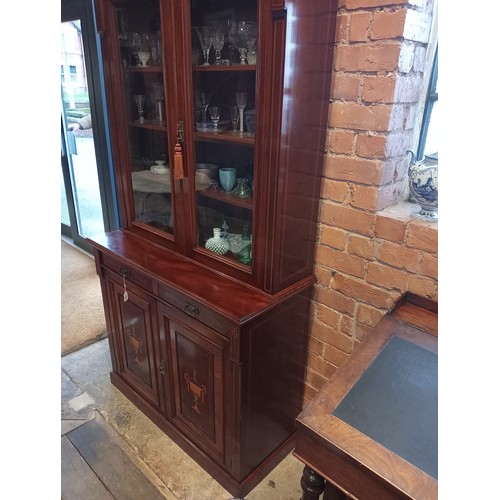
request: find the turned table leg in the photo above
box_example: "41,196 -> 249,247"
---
300,465 -> 325,500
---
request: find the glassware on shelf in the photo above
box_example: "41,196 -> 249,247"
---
209,106 -> 221,132
195,92 -> 210,130
235,92 -> 247,134
237,223 -> 252,264
205,228 -> 229,255
132,94 -> 146,122
151,83 -> 164,123
208,21 -> 227,65
150,31 -> 162,66
195,26 -> 211,66
137,51 -> 150,67
232,178 -> 252,198
219,168 -> 237,192
228,21 -> 255,65
230,106 -> 239,132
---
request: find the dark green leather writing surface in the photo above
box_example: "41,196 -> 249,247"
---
332,336 -> 438,479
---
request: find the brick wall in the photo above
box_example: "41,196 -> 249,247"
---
304,0 -> 437,403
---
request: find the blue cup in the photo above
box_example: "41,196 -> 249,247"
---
219,168 -> 236,192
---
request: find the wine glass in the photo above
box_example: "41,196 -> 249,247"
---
230,106 -> 239,132
195,92 -> 210,130
235,92 -> 247,134
133,94 -> 146,122
195,26 -> 211,65
209,106 -> 221,132
208,21 -> 226,65
229,21 -> 254,64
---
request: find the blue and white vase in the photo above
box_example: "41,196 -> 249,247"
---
407,151 -> 438,222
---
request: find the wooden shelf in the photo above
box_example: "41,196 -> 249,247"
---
198,186 -> 253,210
193,64 -> 256,72
127,65 -> 163,73
128,120 -> 167,132
194,130 -> 254,146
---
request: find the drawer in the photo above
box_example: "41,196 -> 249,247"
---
158,283 -> 232,337
101,253 -> 155,293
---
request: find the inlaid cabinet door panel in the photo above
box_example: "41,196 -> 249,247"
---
162,307 -> 225,464
106,275 -> 162,411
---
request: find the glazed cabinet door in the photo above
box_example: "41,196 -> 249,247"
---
180,0 -> 260,284
105,272 -> 164,412
96,0 -> 186,250
157,302 -> 226,465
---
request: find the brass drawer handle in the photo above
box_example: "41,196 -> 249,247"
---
183,303 -> 199,317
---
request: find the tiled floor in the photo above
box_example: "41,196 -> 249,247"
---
61,338 -> 306,500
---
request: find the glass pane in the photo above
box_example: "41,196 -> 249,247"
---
190,0 -> 257,268
117,0 -> 173,234
61,20 -> 105,237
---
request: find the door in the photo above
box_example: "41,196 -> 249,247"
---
61,0 -> 118,253
106,272 -> 164,411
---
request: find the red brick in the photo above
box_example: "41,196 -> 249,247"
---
324,344 -> 350,368
332,273 -> 396,309
345,0 -> 407,8
304,368 -> 328,392
313,287 -> 357,316
347,234 -> 375,260
331,73 -> 362,101
340,314 -> 354,335
321,177 -> 350,203
319,225 -> 348,250
316,246 -> 366,278
374,214 -> 407,243
335,43 -> 401,72
306,352 -> 337,380
320,203 -> 376,237
366,261 -> 409,292
313,264 -> 333,287
363,75 -> 396,103
350,12 -> 371,42
335,13 -> 349,43
307,336 -> 325,357
408,275 -> 437,299
324,155 -> 384,185
330,101 -> 392,132
377,241 -> 421,272
406,222 -> 438,253
419,252 -> 438,280
356,134 -> 387,159
310,319 -> 354,353
351,184 -> 379,211
316,303 -> 342,329
371,8 -> 407,40
357,303 -> 385,327
330,130 -> 356,154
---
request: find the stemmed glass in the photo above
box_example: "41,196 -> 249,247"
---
229,21 -> 254,64
132,94 -> 146,122
195,26 -> 211,65
230,106 -> 239,132
208,21 -> 226,65
209,106 -> 221,133
196,92 -> 210,130
235,92 -> 247,134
